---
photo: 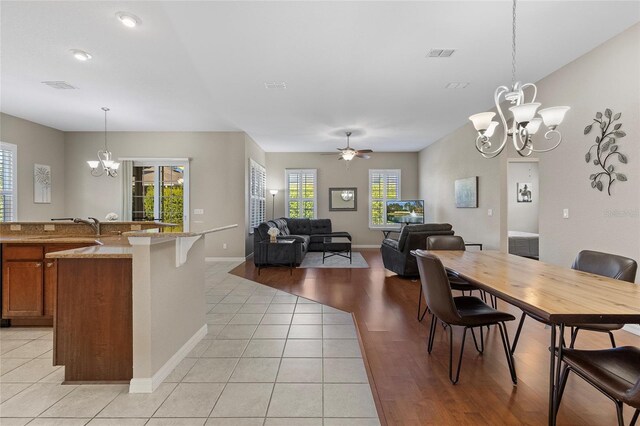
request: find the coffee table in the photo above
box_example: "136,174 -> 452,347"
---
322,236 -> 352,264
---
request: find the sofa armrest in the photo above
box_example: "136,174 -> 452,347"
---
382,238 -> 399,251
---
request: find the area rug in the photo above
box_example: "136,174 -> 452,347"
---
299,251 -> 369,268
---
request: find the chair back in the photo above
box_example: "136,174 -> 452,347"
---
413,249 -> 461,324
427,235 -> 466,251
572,250 -> 638,283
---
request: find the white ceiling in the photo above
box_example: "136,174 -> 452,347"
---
1,1 -> 639,152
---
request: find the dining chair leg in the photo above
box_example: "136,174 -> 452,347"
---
427,314 -> 437,354
569,327 -> 579,348
607,331 -> 617,348
449,326 -> 468,385
555,365 -> 571,416
417,286 -> 424,321
471,327 -> 484,354
497,322 -> 518,385
630,409 -> 639,426
615,400 -> 625,426
510,312 -> 527,354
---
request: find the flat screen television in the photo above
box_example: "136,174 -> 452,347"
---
386,200 -> 425,225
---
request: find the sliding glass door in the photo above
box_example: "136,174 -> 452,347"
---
131,161 -> 189,232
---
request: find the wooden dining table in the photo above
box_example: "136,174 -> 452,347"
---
427,250 -> 640,426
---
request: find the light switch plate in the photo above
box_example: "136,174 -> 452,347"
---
44,224 -> 56,231
10,224 -> 21,231
194,209 -> 204,215
487,209 -> 493,217
131,224 -> 142,231
563,208 -> 569,219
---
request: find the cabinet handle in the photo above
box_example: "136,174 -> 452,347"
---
46,262 -> 54,268
36,262 -> 43,267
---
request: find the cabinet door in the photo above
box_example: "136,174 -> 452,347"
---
44,260 -> 57,317
2,261 -> 44,317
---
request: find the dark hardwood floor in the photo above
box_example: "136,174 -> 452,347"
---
231,249 -> 640,425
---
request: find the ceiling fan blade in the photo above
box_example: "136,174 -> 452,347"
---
356,154 -> 371,159
356,149 -> 373,154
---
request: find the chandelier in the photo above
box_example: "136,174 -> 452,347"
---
469,0 -> 570,158
87,107 -> 120,177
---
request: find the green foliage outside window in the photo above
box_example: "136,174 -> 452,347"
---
144,185 -> 184,231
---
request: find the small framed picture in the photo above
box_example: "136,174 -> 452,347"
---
34,164 -> 51,204
517,182 -> 532,203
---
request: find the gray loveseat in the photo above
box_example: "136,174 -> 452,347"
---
253,218 -> 351,266
380,223 -> 454,276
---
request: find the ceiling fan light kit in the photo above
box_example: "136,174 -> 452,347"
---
336,131 -> 373,162
469,0 -> 570,158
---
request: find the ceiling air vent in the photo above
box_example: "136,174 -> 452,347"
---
264,82 -> 287,90
427,49 -> 455,58
445,82 -> 469,89
42,81 -> 77,90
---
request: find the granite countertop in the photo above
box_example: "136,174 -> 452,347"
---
46,245 -> 133,259
0,235 -> 102,244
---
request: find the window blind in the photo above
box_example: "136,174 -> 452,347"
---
369,169 -> 401,227
0,143 -> 17,222
249,159 -> 266,232
285,169 -> 317,219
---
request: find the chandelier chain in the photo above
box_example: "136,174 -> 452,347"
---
511,0 -> 517,86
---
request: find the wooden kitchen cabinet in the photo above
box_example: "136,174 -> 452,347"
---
1,242 -> 96,324
3,260 -> 44,317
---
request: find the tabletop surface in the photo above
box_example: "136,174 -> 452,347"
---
426,250 -> 640,324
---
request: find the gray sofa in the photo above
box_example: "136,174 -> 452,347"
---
380,223 -> 454,276
253,218 -> 351,266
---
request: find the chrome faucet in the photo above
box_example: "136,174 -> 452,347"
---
51,217 -> 101,235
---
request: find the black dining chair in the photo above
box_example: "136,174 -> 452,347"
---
555,346 -> 640,426
416,236 -> 487,321
510,250 -> 638,354
413,249 -> 518,385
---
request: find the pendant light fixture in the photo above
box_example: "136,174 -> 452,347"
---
87,107 -> 120,177
469,0 -> 570,158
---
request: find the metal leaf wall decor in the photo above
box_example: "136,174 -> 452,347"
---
584,108 -> 628,195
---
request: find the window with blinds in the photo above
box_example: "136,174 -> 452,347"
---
249,159 -> 266,233
0,143 -> 17,222
285,169 -> 317,219
369,169 -> 401,227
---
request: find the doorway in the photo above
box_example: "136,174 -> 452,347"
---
507,159 -> 539,259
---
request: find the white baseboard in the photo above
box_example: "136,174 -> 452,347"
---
352,245 -> 380,249
129,324 -> 207,393
624,324 -> 640,336
205,257 -> 246,262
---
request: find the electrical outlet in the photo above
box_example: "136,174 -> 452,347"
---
10,224 -> 21,231
487,209 -> 493,217
223,243 -> 228,250
194,209 -> 204,215
563,208 -> 569,219
44,224 -> 55,231
131,224 -> 142,231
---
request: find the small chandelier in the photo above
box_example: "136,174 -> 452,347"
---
87,107 -> 120,177
469,0 -> 570,158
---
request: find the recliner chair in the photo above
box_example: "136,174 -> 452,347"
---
380,223 -> 454,277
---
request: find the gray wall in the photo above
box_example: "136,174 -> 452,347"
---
536,23 -> 639,269
419,23 -> 639,275
0,113 -> 66,220
508,161 -> 539,233
64,131 -> 248,258
266,152 -> 419,246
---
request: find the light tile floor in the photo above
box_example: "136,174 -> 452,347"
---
0,261 -> 380,426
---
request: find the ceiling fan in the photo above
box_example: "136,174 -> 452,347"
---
336,131 -> 373,161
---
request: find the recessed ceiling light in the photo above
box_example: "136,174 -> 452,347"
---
70,49 -> 92,61
116,12 -> 141,28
